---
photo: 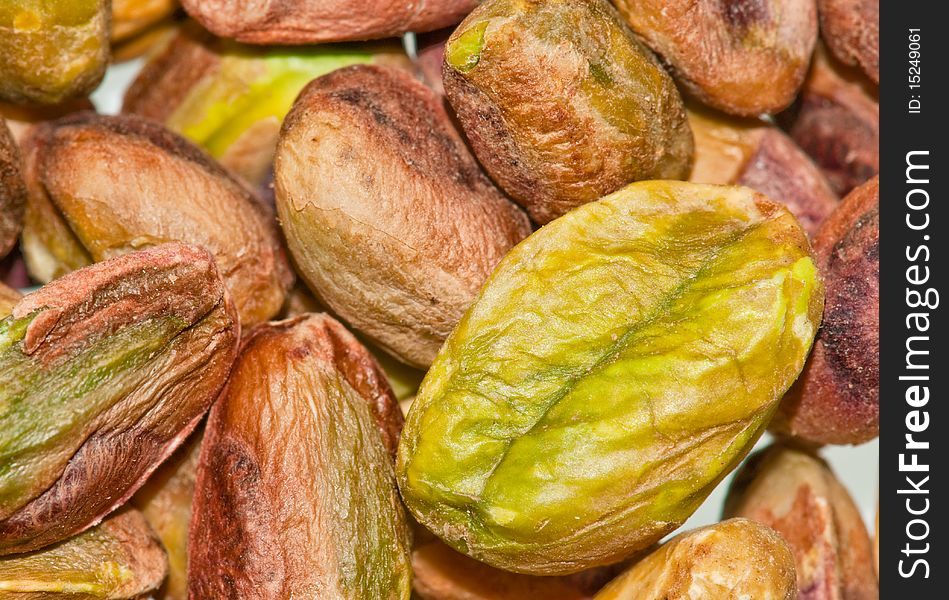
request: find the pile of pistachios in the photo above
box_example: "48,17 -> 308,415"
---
1,1 -> 879,599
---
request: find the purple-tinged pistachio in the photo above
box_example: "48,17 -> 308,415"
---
593,519 -> 797,599
725,444 -> 878,599
0,243 -> 239,555
444,0 -> 693,224
0,1 -> 109,104
189,314 -> 411,599
0,510 -> 167,599
0,121 -> 24,260
275,65 -> 530,368
20,112 -> 293,327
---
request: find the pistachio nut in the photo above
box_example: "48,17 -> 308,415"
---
1,121 -> 25,260
0,243 -> 239,555
189,314 -> 411,598
111,0 -> 178,43
20,112 -> 293,326
443,0 -> 693,224
593,519 -> 797,600
725,444 -> 878,599
275,64 -> 531,368
818,0 -> 879,84
398,181 -> 823,574
0,510 -> 167,599
0,1 -> 109,104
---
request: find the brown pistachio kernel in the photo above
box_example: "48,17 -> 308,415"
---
443,0 -> 693,224
725,444 -> 878,599
593,519 -> 797,599
774,176 -> 879,445
688,104 -> 838,237
131,429 -> 203,600
189,314 -> 411,599
413,537 -> 624,600
20,112 -> 293,327
275,64 -> 530,368
0,99 -> 94,145
0,121 -> 25,260
0,1 -> 109,104
611,0 -> 817,116
0,243 -> 239,555
818,0 -> 879,84
0,510 -> 167,599
179,0 -> 478,44
781,47 -> 879,197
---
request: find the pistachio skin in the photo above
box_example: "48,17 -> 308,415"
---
444,0 -> 692,224
189,314 -> 411,599
592,519 -> 797,600
0,121 -> 24,260
0,510 -> 167,600
0,243 -> 239,555
275,64 -> 530,368
124,25 -> 411,185
818,0 -> 879,84
611,0 -> 817,116
774,177 -> 879,445
0,1 -> 109,104
725,444 -> 878,599
688,105 -> 838,237
398,181 -> 823,574
179,0 -> 479,44
20,112 -> 293,327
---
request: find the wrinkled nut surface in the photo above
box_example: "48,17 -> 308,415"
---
190,314 -> 411,599
131,429 -> 203,600
593,519 -> 797,600
0,510 -> 167,599
0,121 -> 24,260
0,243 -> 239,555
0,1 -> 109,104
124,26 -> 411,185
724,444 -> 878,600
111,0 -> 178,43
688,105 -> 838,237
180,0 -> 478,44
444,0 -> 693,224
275,64 -> 530,368
398,181 -> 823,574
413,537 -> 623,600
21,112 -> 293,327
612,0 -> 817,116
818,0 -> 879,84
775,176 -> 879,445
783,47 -> 879,197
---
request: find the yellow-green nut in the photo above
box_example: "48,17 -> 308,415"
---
397,181 -> 824,575
0,1 -> 109,104
443,0 -> 693,224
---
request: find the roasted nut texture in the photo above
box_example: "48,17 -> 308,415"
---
444,0 -> 693,224
180,0 -> 478,44
688,105 -> 838,237
818,0 -> 879,83
413,537 -> 623,600
111,0 -> 178,43
0,121 -> 25,260
774,176 -> 879,444
725,444 -> 878,599
611,0 -> 817,116
783,47 -> 879,197
397,181 -> 823,574
21,112 -> 293,326
275,64 -> 530,368
0,510 -> 167,599
0,243 -> 239,555
131,430 -> 203,600
0,1 -> 109,104
124,26 -> 411,185
189,314 -> 411,599
592,519 -> 797,600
